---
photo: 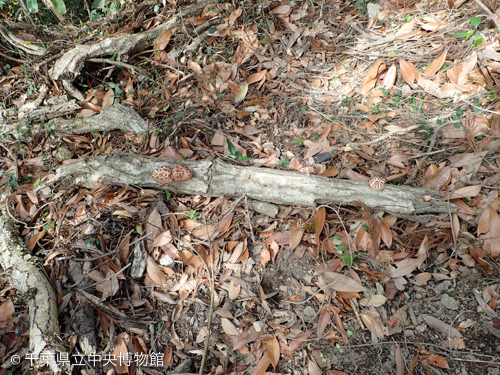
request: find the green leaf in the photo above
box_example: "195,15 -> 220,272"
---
465,30 -> 475,40
136,225 -> 143,235
473,33 -> 483,47
469,16 -> 481,29
26,0 -> 38,13
226,138 -> 236,155
53,0 -> 66,14
33,177 -> 41,188
452,32 -> 467,38
454,122 -> 463,129
260,37 -> 273,44
238,156 -> 253,162
336,245 -> 349,252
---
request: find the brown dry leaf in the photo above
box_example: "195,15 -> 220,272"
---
396,343 -> 404,375
345,169 -> 369,181
0,300 -> 14,323
178,250 -> 203,270
289,329 -> 314,352
308,357 -> 322,375
266,333 -> 280,368
317,305 -> 330,337
235,81 -> 248,103
388,253 -> 426,278
247,70 -> 267,84
290,1 -> 308,21
146,208 -> 162,249
440,336 -> 466,350
399,59 -> 417,84
355,225 -> 372,251
152,230 -> 172,247
221,317 -> 239,336
314,207 -> 326,245
321,272 -> 367,292
102,89 -> 114,108
188,60 -> 203,75
379,218 -> 392,248
457,52 -> 477,85
232,325 -> 262,350
423,165 -> 450,190
418,21 -> 446,31
112,332 -> 130,374
270,4 -> 291,14
95,268 -> 120,300
413,272 -> 432,286
228,279 -> 241,300
383,65 -> 397,91
417,75 -> 441,97
422,314 -> 462,338
359,294 -> 387,307
154,30 -> 171,51
424,354 -> 450,369
146,256 -> 166,287
289,226 -> 304,251
328,371 -> 349,375
228,7 -> 242,25
423,50 -> 447,77
450,185 -> 481,199
477,205 -> 500,258
360,78 -> 377,97
260,247 -> 271,268
254,351 -> 271,375
363,59 -> 384,85
361,314 -> 385,339
321,166 -> 339,177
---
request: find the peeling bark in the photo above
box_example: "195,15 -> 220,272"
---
53,153 -> 456,218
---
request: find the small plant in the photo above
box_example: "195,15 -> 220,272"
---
164,190 -> 171,200
290,137 -> 303,147
85,237 -> 100,246
189,210 -> 200,221
226,138 -> 253,162
452,17 -> 483,47
7,173 -> 18,187
277,159 -> 290,168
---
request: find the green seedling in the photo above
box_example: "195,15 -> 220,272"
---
452,17 -> 483,47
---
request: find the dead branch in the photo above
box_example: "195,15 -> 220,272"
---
53,153 -> 456,218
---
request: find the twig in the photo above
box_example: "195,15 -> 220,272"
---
198,221 -> 216,375
347,124 -> 421,148
87,58 -> 152,79
244,195 -> 256,243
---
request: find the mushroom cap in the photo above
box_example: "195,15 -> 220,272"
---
369,176 -> 387,191
299,166 -> 316,174
152,166 -> 173,184
172,164 -> 193,181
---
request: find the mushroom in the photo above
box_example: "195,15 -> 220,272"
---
172,164 -> 193,181
369,176 -> 387,191
152,166 -> 173,185
299,166 -> 316,175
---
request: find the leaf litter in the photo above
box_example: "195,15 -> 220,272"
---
1,0 -> 500,374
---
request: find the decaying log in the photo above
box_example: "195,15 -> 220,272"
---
53,153 -> 456,217
0,207 -> 62,373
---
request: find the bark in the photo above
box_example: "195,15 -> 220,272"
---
53,153 -> 456,218
0,207 -> 62,373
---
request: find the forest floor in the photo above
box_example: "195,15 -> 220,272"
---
1,0 -> 500,374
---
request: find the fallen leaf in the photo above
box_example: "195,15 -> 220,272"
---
321,272 -> 367,292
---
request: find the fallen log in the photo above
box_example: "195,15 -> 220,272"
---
53,153 -> 456,218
